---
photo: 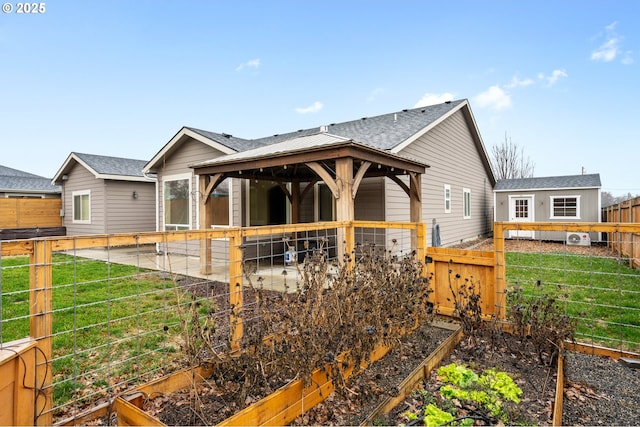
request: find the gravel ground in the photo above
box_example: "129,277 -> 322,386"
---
563,351 -> 640,426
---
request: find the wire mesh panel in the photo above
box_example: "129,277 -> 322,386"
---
496,223 -> 640,353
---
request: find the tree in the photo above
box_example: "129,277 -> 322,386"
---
490,133 -> 535,179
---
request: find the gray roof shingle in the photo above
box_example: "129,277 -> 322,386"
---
73,152 -> 149,178
0,165 -> 61,193
186,100 -> 465,152
494,174 -> 601,191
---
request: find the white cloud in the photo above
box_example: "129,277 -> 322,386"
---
413,92 -> 454,108
542,69 -> 568,86
505,76 -> 534,89
590,21 -> 631,64
295,101 -> 324,114
591,37 -> 620,62
473,85 -> 511,111
235,58 -> 261,71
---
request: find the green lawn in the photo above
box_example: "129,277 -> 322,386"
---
1,253 -> 203,407
505,250 -> 640,351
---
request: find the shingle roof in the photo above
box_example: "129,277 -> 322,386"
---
494,174 -> 601,191
185,100 -> 465,153
72,152 -> 150,178
0,165 -> 61,193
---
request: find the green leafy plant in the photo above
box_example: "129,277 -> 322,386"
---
435,363 -> 522,422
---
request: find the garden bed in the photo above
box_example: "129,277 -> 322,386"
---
114,321 -> 459,426
379,331 -> 561,426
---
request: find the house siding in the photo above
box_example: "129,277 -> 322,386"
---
156,137 -> 235,257
62,165 -> 105,235
495,188 -> 601,241
394,109 -> 493,246
103,180 -> 155,233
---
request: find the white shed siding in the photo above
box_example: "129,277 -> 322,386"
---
394,110 -> 493,246
495,187 -> 601,241
63,165 -> 105,235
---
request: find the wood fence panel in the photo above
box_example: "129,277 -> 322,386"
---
0,338 -> 38,426
426,247 -> 497,318
0,199 -> 62,228
603,197 -> 640,268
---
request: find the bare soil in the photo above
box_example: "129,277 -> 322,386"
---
379,331 -> 558,426
146,321 -> 455,426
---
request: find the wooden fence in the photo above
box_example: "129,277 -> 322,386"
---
3,221 -> 639,425
602,196 -> 640,269
0,198 -> 62,229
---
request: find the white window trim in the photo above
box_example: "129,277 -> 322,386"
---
550,195 -> 581,220
463,188 -> 471,219
444,184 -> 451,214
72,189 -> 91,224
162,172 -> 192,231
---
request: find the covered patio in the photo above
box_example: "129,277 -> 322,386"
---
190,132 -> 429,274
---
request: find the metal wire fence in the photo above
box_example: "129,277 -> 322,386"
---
2,221 -> 638,424
494,222 -> 640,353
0,221 -> 425,424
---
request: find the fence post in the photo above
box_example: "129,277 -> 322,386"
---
493,223 -> 506,320
416,222 -> 427,276
228,228 -> 243,351
30,239 -> 53,426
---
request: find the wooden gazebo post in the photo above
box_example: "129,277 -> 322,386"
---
335,158 -> 355,262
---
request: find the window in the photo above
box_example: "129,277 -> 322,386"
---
514,199 -> 529,218
550,196 -> 580,219
444,184 -> 451,213
317,183 -> 334,222
249,181 -> 289,226
463,188 -> 471,219
72,190 -> 91,223
210,179 -> 230,227
164,174 -> 191,230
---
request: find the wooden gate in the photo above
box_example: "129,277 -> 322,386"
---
426,246 -> 503,319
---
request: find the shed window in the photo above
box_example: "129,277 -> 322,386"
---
463,188 -> 471,219
550,196 -> 580,219
444,184 -> 451,213
72,190 -> 91,223
164,175 -> 191,230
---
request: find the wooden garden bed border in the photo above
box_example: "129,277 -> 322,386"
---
60,326 -> 640,426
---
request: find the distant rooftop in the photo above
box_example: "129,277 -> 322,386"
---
0,164 -> 61,194
494,173 -> 601,191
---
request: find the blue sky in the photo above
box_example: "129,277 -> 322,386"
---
1,0 -> 638,196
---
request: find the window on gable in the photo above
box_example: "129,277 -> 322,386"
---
463,188 -> 471,219
72,190 -> 91,223
444,184 -> 451,213
164,175 -> 191,230
551,196 -> 580,219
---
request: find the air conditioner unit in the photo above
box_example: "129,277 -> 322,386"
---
566,232 -> 591,246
